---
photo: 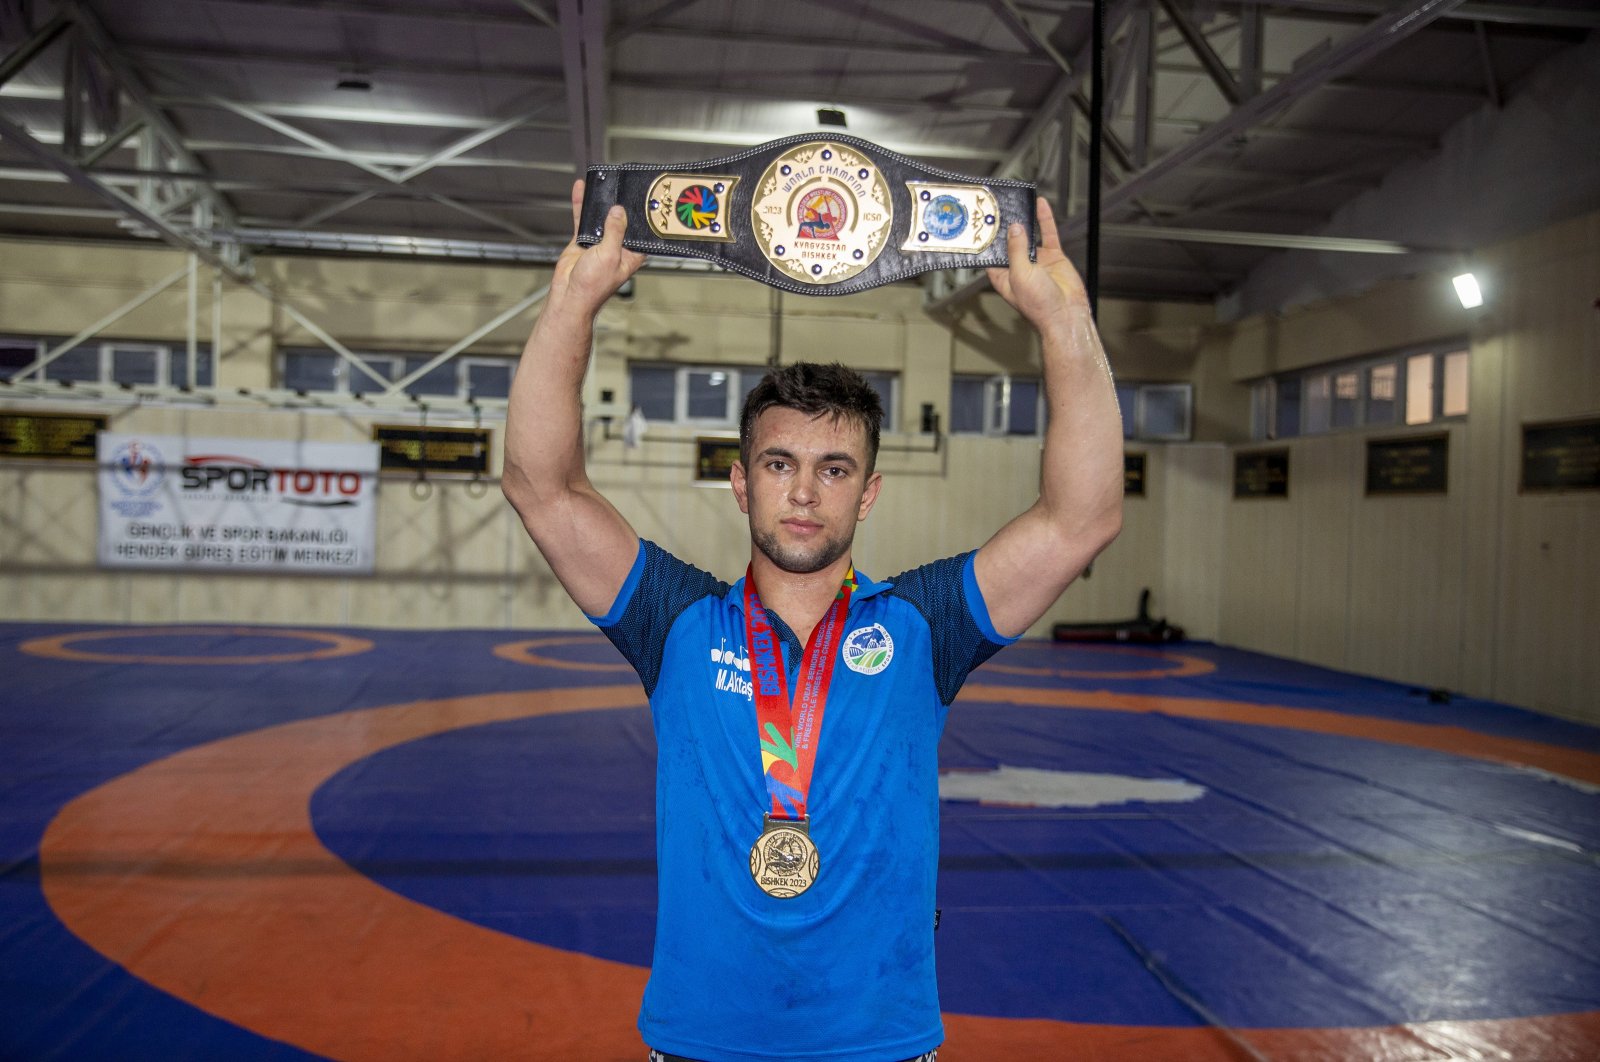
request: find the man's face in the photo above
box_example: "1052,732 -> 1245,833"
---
731,406 -> 882,576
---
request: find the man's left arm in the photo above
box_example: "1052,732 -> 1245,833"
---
973,197 -> 1125,639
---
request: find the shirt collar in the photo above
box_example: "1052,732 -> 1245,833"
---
727,567 -> 892,615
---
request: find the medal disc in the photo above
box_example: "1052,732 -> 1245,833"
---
749,818 -> 820,899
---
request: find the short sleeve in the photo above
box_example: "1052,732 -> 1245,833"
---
588,539 -> 727,697
887,551 -> 1016,706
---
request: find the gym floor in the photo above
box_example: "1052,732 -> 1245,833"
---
3,623 -> 1597,1061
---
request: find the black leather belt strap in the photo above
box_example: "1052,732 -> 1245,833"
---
577,133 -> 1037,296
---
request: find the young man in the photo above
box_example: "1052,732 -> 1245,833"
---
503,181 -> 1123,1062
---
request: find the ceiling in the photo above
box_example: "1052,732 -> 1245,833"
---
0,0 -> 1594,306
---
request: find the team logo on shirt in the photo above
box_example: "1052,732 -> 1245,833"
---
841,624 -> 893,675
711,638 -> 752,697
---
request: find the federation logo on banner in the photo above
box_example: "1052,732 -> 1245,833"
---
752,141 -> 894,286
97,433 -> 379,574
842,623 -> 894,675
107,438 -> 167,518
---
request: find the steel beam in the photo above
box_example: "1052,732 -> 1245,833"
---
123,42 -> 564,85
11,265 -> 190,381
0,109 -> 408,393
990,0 -> 1078,74
1475,21 -> 1502,108
291,98 -> 560,228
61,0 -> 242,236
558,0 -> 609,169
1072,0 -> 1470,237
1238,2 -> 1263,98
146,93 -> 567,132
512,0 -> 560,30
608,125 -> 1007,163
0,10 -> 72,89
173,0 -> 549,33
612,0 -> 704,43
633,25 -> 1055,66
996,0 -> 1137,179
198,94 -> 540,239
179,140 -> 574,173
1157,0 -> 1244,106
1214,0 -> 1600,31
200,228 -> 720,272
611,77 -> 1031,121
380,284 -> 551,398
1100,222 -> 1440,253
1133,2 -> 1156,167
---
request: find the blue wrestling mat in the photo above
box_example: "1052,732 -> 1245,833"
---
3,624 -> 1598,1060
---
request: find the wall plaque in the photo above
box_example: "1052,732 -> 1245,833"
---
1234,449 -> 1289,498
1124,452 -> 1146,496
372,425 -> 491,476
1366,434 -> 1448,495
0,411 -> 106,461
1522,417 -> 1600,492
696,436 -> 741,485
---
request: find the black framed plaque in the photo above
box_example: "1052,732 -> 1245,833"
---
372,424 -> 491,476
696,436 -> 741,485
1234,449 -> 1289,499
1366,434 -> 1448,495
1521,417 -> 1600,492
1124,452 -> 1146,497
0,411 -> 106,461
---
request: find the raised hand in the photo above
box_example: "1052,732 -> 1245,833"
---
549,179 -> 648,320
986,197 -> 1090,337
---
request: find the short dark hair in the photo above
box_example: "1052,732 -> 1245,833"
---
739,362 -> 883,473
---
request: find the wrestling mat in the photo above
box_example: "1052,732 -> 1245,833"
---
3,623 -> 1597,1061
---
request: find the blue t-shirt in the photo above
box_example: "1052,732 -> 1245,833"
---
591,540 -> 1014,1062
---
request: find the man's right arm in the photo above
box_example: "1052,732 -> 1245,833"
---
502,181 -> 647,617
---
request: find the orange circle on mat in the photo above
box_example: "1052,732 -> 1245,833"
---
493,633 -> 633,672
986,645 -> 1216,679
40,683 -> 1600,1060
20,626 -> 374,665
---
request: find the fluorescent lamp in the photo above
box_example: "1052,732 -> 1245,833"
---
1452,272 -> 1483,309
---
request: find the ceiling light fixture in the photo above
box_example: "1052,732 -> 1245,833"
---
816,107 -> 847,129
1452,272 -> 1483,309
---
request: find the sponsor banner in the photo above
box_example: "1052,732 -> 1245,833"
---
98,433 -> 379,573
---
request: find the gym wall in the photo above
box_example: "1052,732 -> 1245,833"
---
0,242 -> 1200,639
2,207 -> 1594,723
1174,209 -> 1600,724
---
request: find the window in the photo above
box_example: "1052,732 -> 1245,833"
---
1332,370 -> 1360,429
1366,364 -> 1397,426
1442,350 -> 1469,417
950,374 -> 1043,436
110,345 -> 162,387
1136,384 -> 1193,440
1304,374 -> 1331,434
280,348 -> 516,400
630,363 -> 896,429
1116,381 -> 1194,441
0,337 -> 214,388
0,338 -> 40,380
1253,340 -> 1468,440
1405,354 -> 1434,425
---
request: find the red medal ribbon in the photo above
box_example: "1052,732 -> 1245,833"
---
744,566 -> 854,821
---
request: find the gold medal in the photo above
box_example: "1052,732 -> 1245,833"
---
748,815 -> 820,899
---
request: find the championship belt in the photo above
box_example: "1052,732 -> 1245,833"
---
576,133 -> 1037,296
